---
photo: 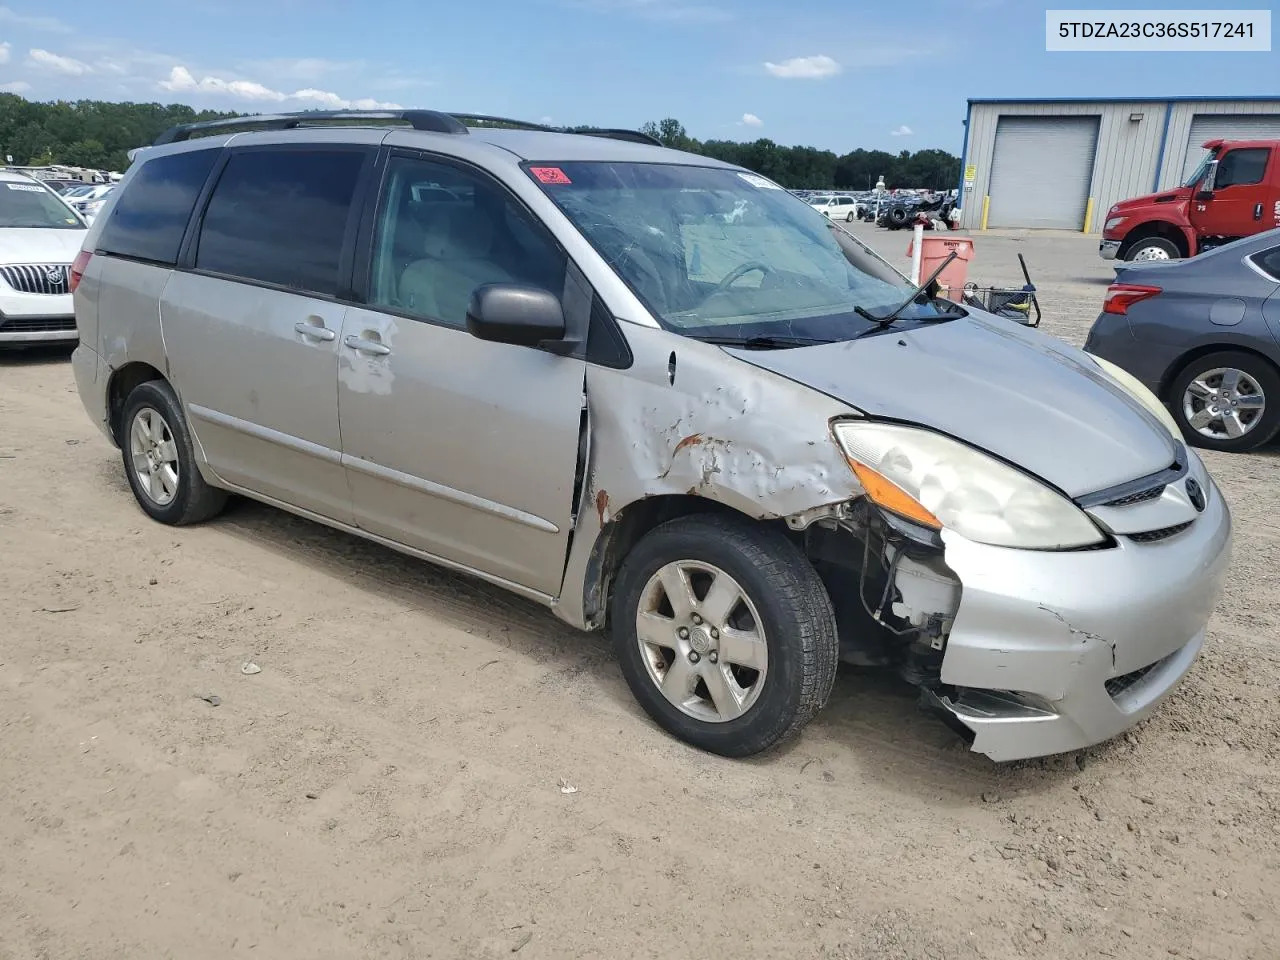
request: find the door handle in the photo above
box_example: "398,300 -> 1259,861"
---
294,321 -> 336,341
344,334 -> 391,356
1256,202 -> 1264,221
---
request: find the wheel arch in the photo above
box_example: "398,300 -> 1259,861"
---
106,361 -> 167,447
1119,221 -> 1192,259
1158,341 -> 1280,400
578,494 -> 776,634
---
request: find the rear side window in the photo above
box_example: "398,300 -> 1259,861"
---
195,149 -> 365,297
97,149 -> 218,264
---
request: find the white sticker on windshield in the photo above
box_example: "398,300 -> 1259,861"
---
6,183 -> 45,193
737,172 -> 781,190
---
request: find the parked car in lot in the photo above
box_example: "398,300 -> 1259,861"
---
809,194 -> 860,221
1086,229 -> 1280,453
65,183 -> 114,223
72,110 -> 1230,763
1100,138 -> 1279,262
0,171 -> 88,346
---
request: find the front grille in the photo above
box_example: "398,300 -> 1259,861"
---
1103,484 -> 1165,507
0,263 -> 72,296
1127,521 -> 1193,544
0,316 -> 76,332
1106,652 -> 1175,699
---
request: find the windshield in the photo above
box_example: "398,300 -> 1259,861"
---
0,181 -> 83,229
529,162 -> 954,343
1182,148 -> 1219,188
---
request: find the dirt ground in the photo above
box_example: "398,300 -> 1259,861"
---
1,224 -> 1277,960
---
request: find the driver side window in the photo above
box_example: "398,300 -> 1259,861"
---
1215,148 -> 1269,189
369,156 -> 566,328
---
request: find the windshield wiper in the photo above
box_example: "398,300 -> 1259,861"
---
853,250 -> 961,329
695,334 -> 834,350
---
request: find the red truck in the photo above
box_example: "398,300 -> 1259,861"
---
1099,138 -> 1280,262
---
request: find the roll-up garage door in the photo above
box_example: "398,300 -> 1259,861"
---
987,116 -> 1100,229
1180,114 -> 1280,181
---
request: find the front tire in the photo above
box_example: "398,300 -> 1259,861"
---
611,514 -> 839,757
1124,236 -> 1180,261
121,379 -> 228,524
1167,351 -> 1280,453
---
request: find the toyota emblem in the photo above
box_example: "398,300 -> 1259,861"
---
1185,477 -> 1206,513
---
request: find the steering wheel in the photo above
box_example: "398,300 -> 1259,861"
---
694,261 -> 772,306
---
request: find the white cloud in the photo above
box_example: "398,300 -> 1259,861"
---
0,6 -> 69,32
0,79 -> 30,93
0,42 -> 9,65
159,65 -> 400,110
27,48 -> 93,75
741,112 -> 762,127
890,125 -> 914,137
763,54 -> 841,79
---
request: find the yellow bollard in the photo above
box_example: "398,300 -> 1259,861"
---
1083,197 -> 1095,234
980,195 -> 990,231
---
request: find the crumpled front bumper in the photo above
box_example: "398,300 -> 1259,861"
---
1099,239 -> 1121,260
930,470 -> 1232,762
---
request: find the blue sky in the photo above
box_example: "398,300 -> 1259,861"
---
0,0 -> 1275,155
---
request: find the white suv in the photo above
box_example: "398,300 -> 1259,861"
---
0,171 -> 88,346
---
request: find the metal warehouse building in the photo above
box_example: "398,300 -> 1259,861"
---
956,97 -> 1280,234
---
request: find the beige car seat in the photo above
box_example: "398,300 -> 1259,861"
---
399,204 -> 514,324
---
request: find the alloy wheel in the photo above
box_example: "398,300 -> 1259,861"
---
1182,367 -> 1266,441
635,560 -> 769,723
129,407 -> 180,506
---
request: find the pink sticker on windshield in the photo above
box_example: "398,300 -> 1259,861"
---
530,166 -> 572,185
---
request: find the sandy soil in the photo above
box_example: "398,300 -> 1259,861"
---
1,224 -> 1277,960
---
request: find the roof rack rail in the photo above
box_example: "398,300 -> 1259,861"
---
151,109 -> 665,149
576,128 -> 664,147
443,115 -> 662,145
448,114 -> 555,132
153,109 -> 469,145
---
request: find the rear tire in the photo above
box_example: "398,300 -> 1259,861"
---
1167,351 -> 1280,453
1124,236 -> 1180,262
846,211 -> 856,222
120,379 -> 228,525
611,514 -> 839,757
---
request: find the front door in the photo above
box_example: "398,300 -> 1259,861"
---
1191,146 -> 1273,240
337,152 -> 586,596
162,145 -> 372,523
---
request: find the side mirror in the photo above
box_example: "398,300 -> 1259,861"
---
1195,160 -> 1218,201
466,283 -> 566,347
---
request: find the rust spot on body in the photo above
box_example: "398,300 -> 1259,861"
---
673,433 -> 704,455
595,489 -> 610,525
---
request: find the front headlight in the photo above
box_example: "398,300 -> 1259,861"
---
1105,216 -> 1125,231
1086,353 -> 1180,439
832,421 -> 1105,550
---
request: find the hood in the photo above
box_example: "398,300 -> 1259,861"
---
1110,188 -> 1191,215
727,313 -> 1178,499
0,227 -> 87,266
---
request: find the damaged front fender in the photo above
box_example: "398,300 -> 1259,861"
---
551,323 -> 865,630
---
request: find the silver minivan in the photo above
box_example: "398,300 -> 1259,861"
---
71,111 -> 1232,762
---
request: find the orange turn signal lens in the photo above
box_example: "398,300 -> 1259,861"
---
847,459 -> 942,530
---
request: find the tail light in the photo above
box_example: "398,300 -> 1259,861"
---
69,250 -> 92,293
1103,283 -> 1161,315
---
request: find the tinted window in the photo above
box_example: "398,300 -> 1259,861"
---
97,149 -> 217,262
369,156 -> 565,328
1216,148 -> 1270,189
196,149 -> 365,296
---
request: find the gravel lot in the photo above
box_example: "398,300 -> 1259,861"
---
1,223 -> 1277,960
